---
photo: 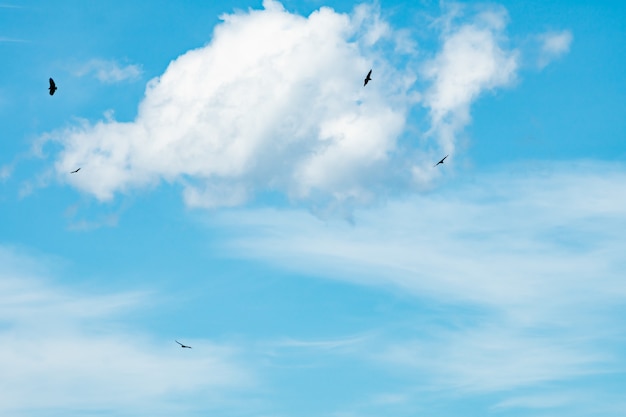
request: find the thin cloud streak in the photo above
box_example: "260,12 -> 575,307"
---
0,37 -> 29,43
271,333 -> 373,351
74,58 -> 143,83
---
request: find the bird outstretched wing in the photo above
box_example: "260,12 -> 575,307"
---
49,78 -> 57,95
364,69 -> 372,86
434,155 -> 449,167
176,340 -> 192,348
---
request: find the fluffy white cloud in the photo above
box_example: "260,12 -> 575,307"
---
75,59 -> 143,83
422,5 -> 518,156
45,2 -> 565,211
0,247 -> 251,415
50,0 -> 413,209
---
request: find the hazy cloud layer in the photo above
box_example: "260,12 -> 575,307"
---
214,161 -> 626,315
0,247 -> 251,415
207,161 -> 626,407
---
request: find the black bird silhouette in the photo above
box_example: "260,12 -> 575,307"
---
176,340 -> 192,349
363,69 -> 372,86
434,155 -> 448,167
70,168 -> 81,173
48,78 -> 57,96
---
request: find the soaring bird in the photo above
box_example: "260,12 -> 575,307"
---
49,78 -> 57,96
176,340 -> 192,349
70,168 -> 81,173
434,155 -> 448,167
363,69 -> 372,86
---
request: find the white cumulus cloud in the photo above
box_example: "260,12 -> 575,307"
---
50,0 -> 416,209
43,1 -> 559,211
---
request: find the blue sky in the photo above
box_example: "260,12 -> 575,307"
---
1,0 -> 626,416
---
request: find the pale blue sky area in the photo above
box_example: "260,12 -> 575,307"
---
1,1 -> 626,416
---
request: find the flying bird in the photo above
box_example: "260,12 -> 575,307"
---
176,340 -> 192,349
363,69 -> 372,86
434,155 -> 448,167
70,168 -> 81,173
48,78 -> 57,95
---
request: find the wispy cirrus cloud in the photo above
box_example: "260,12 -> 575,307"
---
0,246 -> 252,415
537,30 -> 573,68
213,160 -> 626,313
74,58 -> 143,83
204,160 -> 626,411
